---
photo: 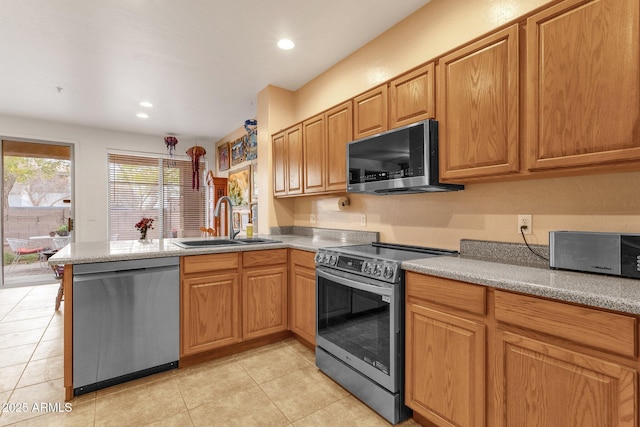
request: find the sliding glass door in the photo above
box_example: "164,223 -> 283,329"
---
2,140 -> 73,287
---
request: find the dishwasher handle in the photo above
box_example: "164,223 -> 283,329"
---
73,257 -> 180,276
72,264 -> 178,283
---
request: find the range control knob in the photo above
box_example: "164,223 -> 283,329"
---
315,253 -> 324,263
363,262 -> 373,274
383,266 -> 395,279
329,255 -> 337,266
373,264 -> 383,276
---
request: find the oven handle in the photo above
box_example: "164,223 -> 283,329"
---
316,268 -> 393,296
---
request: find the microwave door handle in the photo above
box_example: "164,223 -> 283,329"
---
317,269 -> 393,296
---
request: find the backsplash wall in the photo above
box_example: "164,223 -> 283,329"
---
293,171 -> 640,250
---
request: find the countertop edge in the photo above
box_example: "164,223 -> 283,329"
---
50,238 -> 640,316
47,235 -> 343,265
403,256 -> 640,315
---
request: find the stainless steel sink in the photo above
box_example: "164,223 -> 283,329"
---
234,238 -> 282,244
173,238 -> 281,249
173,239 -> 241,248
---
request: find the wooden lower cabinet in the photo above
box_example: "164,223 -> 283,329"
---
406,272 -> 639,427
406,273 -> 486,427
495,330 -> 636,427
289,249 -> 316,345
242,251 -> 288,340
181,250 -> 288,357
181,258 -> 241,356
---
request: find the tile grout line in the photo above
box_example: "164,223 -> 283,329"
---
0,284 -> 61,426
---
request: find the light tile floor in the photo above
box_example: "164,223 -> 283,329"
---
0,283 -> 421,426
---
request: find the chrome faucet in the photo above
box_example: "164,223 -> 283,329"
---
213,196 -> 240,239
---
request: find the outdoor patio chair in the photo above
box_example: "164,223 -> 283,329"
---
53,264 -> 64,311
5,238 -> 45,266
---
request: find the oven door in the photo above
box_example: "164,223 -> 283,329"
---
316,267 -> 401,393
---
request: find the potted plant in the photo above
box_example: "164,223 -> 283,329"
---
56,224 -> 69,236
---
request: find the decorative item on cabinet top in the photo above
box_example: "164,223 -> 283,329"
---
229,120 -> 258,167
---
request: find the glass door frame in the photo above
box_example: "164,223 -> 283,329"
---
1,137 -> 75,287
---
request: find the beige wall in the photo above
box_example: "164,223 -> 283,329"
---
264,0 -> 640,247
0,113 -> 215,243
214,85 -> 298,234
293,0 -> 549,121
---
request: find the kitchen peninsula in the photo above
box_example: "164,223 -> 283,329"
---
49,232 -> 375,401
52,234 -> 640,426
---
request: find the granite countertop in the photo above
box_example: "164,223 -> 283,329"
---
403,255 -> 640,315
47,234 -> 362,265
50,230 -> 640,316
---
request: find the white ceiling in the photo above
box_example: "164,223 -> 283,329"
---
0,0 -> 429,140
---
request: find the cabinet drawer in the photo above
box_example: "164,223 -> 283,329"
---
495,290 -> 637,358
406,272 -> 486,316
243,249 -> 288,268
183,252 -> 239,274
290,249 -> 315,269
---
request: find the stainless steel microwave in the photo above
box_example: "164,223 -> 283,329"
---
346,119 -> 463,195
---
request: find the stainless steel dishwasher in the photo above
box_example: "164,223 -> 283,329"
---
72,257 -> 179,395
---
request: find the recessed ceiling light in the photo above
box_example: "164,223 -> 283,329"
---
277,39 -> 295,50
136,113 -> 149,119
139,101 -> 153,108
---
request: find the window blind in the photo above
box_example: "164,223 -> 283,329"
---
108,152 -> 207,240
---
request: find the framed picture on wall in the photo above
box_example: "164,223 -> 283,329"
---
231,138 -> 245,166
217,143 -> 230,172
228,165 -> 251,207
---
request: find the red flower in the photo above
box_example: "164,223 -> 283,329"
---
135,217 -> 154,232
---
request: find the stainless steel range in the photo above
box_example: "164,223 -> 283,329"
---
315,242 -> 458,424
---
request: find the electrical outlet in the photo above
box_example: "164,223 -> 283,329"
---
310,214 -> 317,224
518,214 -> 532,235
360,214 -> 367,227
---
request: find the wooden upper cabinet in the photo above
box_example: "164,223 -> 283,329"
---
527,0 -> 640,171
272,131 -> 287,196
438,24 -> 520,181
286,125 -> 303,195
390,63 -> 435,129
353,84 -> 388,139
303,114 -> 326,194
325,101 -> 353,191
302,101 -> 353,195
272,124 -> 303,196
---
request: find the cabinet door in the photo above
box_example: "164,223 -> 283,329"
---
526,0 -> 640,171
242,265 -> 288,340
181,272 -> 240,356
272,131 -> 287,196
438,25 -> 519,180
286,125 -> 303,195
326,101 -> 353,192
406,302 -> 485,427
289,250 -> 317,345
353,84 -> 388,139
495,330 -> 636,427
303,114 -> 326,194
390,63 -> 435,129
